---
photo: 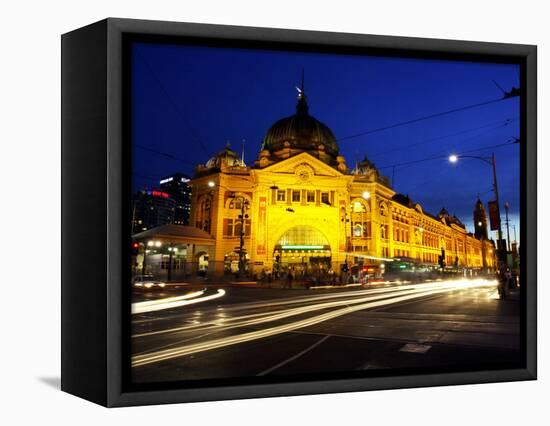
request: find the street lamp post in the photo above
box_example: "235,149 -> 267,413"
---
208,181 -> 250,279
233,195 -> 249,279
449,152 -> 505,263
504,201 -> 511,252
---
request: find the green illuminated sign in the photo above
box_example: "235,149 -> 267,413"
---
281,245 -> 324,250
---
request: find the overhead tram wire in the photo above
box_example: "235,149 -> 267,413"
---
132,138 -> 518,185
366,117 -> 518,160
133,144 -> 253,186
336,94 -> 519,143
376,139 -> 518,171
134,144 -> 197,168
135,51 -> 213,158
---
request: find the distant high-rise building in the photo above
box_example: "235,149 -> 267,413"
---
132,189 -> 176,233
159,173 -> 192,225
473,198 -> 489,240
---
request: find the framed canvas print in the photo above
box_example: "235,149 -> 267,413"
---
61,18 -> 537,407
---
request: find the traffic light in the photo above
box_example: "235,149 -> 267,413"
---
131,242 -> 140,255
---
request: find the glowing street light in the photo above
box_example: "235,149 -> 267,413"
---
362,190 -> 371,200
207,181 -> 215,188
447,151 -> 505,262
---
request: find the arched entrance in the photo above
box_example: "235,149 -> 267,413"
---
273,225 -> 331,276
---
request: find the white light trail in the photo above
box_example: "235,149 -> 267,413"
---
131,289 -> 225,315
133,291 -> 205,309
133,286 -> 433,338
132,279 -> 496,367
132,284 -> 402,324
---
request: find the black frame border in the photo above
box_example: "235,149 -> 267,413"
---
64,17 -> 537,407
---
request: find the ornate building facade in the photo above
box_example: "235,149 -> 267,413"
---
189,88 -> 496,276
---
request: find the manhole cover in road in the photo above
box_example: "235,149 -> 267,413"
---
399,343 -> 431,354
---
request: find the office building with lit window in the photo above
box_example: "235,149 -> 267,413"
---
132,189 -> 176,233
159,173 -> 192,225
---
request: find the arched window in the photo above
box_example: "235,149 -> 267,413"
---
380,224 -> 387,239
229,199 -> 243,210
223,194 -> 252,238
351,198 -> 370,238
379,202 -> 388,218
196,195 -> 212,232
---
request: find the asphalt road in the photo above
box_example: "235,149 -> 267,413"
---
130,278 -> 521,384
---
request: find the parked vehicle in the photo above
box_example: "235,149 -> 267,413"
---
133,274 -> 166,289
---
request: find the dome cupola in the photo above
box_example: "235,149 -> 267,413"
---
205,142 -> 242,169
260,75 -> 340,163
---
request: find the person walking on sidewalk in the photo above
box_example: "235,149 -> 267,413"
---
497,262 -> 508,299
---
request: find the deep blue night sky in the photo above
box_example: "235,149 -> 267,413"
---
131,42 -> 520,241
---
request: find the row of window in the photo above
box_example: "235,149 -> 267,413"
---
392,214 -> 409,224
276,189 -> 330,204
422,253 -> 439,263
422,233 -> 438,248
394,249 -> 410,258
394,227 -> 410,243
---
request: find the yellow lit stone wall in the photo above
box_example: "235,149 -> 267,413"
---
189,152 -> 495,275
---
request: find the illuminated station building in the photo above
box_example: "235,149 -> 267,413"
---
189,88 -> 496,277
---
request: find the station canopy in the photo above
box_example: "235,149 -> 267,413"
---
132,224 -> 215,246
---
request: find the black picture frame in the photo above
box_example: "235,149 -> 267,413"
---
61,17 -> 537,407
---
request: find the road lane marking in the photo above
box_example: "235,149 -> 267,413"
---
358,362 -> 385,370
257,335 -> 331,376
400,343 -> 432,353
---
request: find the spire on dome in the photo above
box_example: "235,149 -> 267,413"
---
296,68 -> 309,115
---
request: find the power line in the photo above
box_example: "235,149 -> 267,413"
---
377,140 -> 517,170
367,117 -> 517,160
337,95 -> 518,142
134,144 -> 197,167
